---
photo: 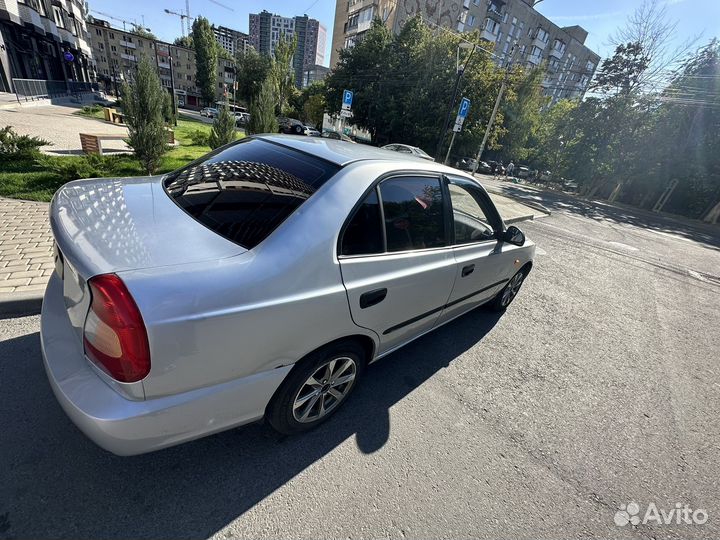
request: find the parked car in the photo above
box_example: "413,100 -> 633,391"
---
200,107 -> 218,118
453,156 -> 478,172
381,143 -> 435,161
303,125 -> 321,137
42,134 -> 534,455
235,112 -> 250,126
322,131 -> 355,143
278,117 -> 305,135
486,160 -> 505,175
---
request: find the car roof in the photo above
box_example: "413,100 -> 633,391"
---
256,134 -> 433,166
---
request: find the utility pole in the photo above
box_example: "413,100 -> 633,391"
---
168,51 -> 177,126
435,42 -> 477,162
471,44 -> 516,176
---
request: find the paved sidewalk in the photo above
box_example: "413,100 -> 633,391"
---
0,104 -> 130,155
0,197 -> 53,295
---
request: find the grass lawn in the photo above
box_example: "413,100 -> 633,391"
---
0,117 -> 243,201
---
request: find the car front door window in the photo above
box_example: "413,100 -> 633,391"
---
447,181 -> 497,244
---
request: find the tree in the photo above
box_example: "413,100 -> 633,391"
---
174,35 -> 193,48
193,17 -> 218,105
497,66 -> 549,162
122,55 -> 168,174
325,16 -> 504,154
131,25 -> 156,40
270,34 -> 297,114
247,77 -> 279,134
235,48 -> 271,105
162,90 -> 176,125
591,42 -> 650,96
208,105 -> 237,149
607,0 -> 698,92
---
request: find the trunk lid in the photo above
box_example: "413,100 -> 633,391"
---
50,176 -> 246,279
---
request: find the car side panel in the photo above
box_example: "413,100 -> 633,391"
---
339,249 -> 457,355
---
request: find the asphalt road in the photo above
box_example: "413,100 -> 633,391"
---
1,188 -> 719,539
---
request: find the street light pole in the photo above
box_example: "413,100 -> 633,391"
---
471,44 -> 516,175
434,42 -> 476,162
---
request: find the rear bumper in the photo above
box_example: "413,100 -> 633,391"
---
40,273 -> 291,456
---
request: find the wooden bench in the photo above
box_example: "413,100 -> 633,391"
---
79,133 -> 127,155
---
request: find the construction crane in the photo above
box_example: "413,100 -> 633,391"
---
208,0 -> 234,11
164,8 -> 194,37
90,9 -> 146,33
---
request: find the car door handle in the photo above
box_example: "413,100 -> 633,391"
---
462,264 -> 475,277
360,288 -> 387,309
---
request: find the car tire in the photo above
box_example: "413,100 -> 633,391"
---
488,267 -> 529,312
266,340 -> 365,435
293,124 -> 303,135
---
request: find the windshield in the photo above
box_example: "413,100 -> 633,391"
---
163,138 -> 339,249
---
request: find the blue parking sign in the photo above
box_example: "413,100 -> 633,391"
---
458,97 -> 470,119
342,89 -> 353,109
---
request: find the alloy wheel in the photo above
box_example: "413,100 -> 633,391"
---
292,356 -> 358,423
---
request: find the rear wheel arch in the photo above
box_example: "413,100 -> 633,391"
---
265,334 -> 375,433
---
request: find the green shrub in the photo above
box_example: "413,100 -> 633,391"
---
79,104 -> 103,116
188,128 -> 210,146
0,126 -> 50,159
34,154 -> 119,182
208,105 -> 236,149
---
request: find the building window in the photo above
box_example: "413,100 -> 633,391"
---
109,32 -> 115,39
468,15 -> 476,26
95,28 -> 102,36
99,43 -> 104,50
111,45 -> 116,52
53,6 -> 65,28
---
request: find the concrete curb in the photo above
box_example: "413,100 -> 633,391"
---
505,214 -> 535,224
485,186 -> 552,216
0,291 -> 44,318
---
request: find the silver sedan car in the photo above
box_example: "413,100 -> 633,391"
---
41,135 -> 535,455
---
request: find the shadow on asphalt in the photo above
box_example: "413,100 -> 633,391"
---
0,308 -> 502,539
495,183 -> 720,250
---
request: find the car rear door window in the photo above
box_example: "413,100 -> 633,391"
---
163,138 -> 339,249
341,190 -> 384,256
379,177 -> 446,252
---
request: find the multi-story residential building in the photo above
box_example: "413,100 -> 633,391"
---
249,10 -> 327,88
330,0 -> 600,101
302,64 -> 330,87
0,0 -> 93,93
88,17 -> 232,109
213,25 -> 250,56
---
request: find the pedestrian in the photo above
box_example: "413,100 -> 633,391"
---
506,161 -> 515,178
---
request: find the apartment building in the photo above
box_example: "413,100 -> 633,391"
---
0,0 -> 93,93
330,0 -> 600,101
213,25 -> 250,56
88,17 -> 231,109
249,10 -> 327,88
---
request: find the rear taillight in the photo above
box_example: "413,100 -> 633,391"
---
83,274 -> 150,383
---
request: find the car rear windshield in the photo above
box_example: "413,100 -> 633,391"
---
163,138 -> 340,249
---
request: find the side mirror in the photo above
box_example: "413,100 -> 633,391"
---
503,225 -> 525,246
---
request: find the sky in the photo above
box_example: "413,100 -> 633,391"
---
88,0 -> 720,67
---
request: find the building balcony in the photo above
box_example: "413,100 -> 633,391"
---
531,36 -> 548,50
120,41 -> 136,49
549,46 -> 564,59
481,29 -> 498,42
17,3 -> 44,32
348,0 -> 377,16
157,61 -> 171,69
526,54 -> 542,66
121,53 -> 137,62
